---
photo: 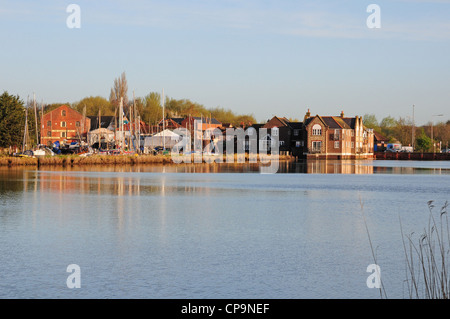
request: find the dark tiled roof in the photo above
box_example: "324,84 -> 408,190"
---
171,117 -> 185,124
321,116 -> 342,129
191,117 -> 221,125
288,122 -> 303,129
342,118 -> 356,129
88,116 -> 115,130
332,117 -> 352,129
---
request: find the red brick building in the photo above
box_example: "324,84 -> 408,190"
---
41,105 -> 91,146
303,110 -> 374,159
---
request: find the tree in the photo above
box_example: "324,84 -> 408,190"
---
363,114 -> 379,130
393,116 -> 413,146
73,96 -> 114,116
109,72 -> 128,114
379,116 -> 398,141
0,91 -> 26,148
415,128 -> 432,152
141,92 -> 162,125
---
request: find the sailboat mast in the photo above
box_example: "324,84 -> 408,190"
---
33,93 -> 39,146
120,97 -> 124,152
23,107 -> 29,153
162,88 -> 165,150
133,90 -> 136,152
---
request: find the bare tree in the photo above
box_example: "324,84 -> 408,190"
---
109,72 -> 128,112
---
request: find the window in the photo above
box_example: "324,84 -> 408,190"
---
61,121 -> 67,127
61,110 -> 66,116
260,135 -> 271,151
351,130 -> 354,137
312,141 -> 322,152
47,121 -> 51,127
333,129 -> 341,141
61,132 -> 66,138
296,141 -> 301,147
279,140 -> 285,146
312,124 -> 322,136
351,142 -> 354,148
294,129 -> 299,136
76,121 -> 80,127
47,131 -> 51,137
334,141 -> 339,148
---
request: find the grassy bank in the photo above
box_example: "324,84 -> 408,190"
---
0,154 -> 293,167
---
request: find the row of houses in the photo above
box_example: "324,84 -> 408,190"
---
40,105 -> 375,159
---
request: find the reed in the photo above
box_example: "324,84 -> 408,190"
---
363,199 -> 450,299
401,200 -> 450,299
360,198 -> 388,299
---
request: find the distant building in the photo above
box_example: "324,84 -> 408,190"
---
259,116 -> 304,156
181,116 -> 222,131
156,117 -> 184,131
303,110 -> 374,159
373,131 -> 388,152
41,105 -> 90,146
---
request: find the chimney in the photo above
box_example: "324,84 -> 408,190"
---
340,110 -> 344,118
304,108 -> 311,122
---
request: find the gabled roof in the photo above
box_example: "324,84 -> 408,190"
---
88,116 -> 116,130
263,116 -> 303,129
159,117 -> 184,126
304,114 -> 328,128
373,131 -> 388,141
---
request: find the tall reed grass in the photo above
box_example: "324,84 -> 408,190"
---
401,200 -> 450,299
362,199 -> 450,299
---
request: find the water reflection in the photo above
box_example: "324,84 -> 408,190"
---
279,160 -> 375,174
1,159 -> 449,198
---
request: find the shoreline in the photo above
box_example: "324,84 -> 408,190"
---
0,154 -> 294,167
1,152 -> 448,167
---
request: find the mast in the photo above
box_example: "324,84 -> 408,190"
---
40,99 -> 44,146
98,108 -> 101,146
412,104 -> 415,151
23,106 -> 29,153
120,97 -> 124,152
133,90 -> 137,152
33,93 -> 39,146
162,88 -> 165,150
82,104 -> 86,144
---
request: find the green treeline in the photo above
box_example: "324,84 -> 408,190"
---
363,113 -> 450,152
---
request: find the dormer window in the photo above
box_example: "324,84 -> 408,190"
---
61,110 -> 66,116
312,124 -> 322,136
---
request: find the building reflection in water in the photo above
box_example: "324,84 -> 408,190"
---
279,160 -> 374,174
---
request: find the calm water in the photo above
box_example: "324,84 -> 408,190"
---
0,160 -> 449,299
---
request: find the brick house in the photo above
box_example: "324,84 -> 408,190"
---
303,110 -> 374,159
41,105 -> 91,146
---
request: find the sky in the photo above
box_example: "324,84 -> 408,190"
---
0,0 -> 449,125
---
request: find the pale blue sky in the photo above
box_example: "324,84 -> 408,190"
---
1,0 -> 449,125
